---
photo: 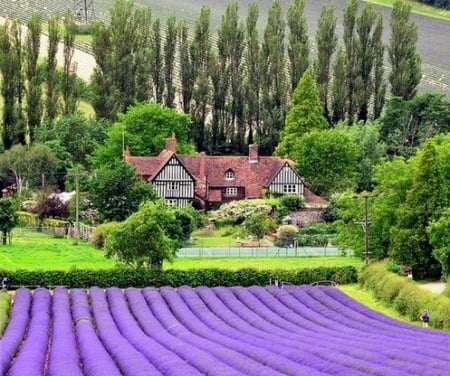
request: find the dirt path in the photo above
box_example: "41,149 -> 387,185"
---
419,281 -> 446,294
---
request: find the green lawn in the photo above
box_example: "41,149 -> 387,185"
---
367,0 -> 450,20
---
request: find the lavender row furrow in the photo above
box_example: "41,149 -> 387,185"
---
0,288 -> 32,375
106,287 -> 202,376
143,287 -> 275,376
8,288 -> 51,376
70,289 -> 121,376
160,286 -> 326,376
125,288 -> 242,376
89,287 -> 162,376
47,287 -> 83,376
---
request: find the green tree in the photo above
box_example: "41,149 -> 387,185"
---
90,102 -> 193,168
164,15 -> 177,108
314,5 -> 337,122
388,0 -> 422,100
258,0 -> 287,155
294,126 -> 359,197
275,69 -> 327,158
89,160 -> 157,222
61,11 -> 78,116
45,15 -> 60,123
287,0 -> 309,92
274,224 -> 298,248
0,198 -> 19,245
331,46 -> 346,125
372,15 -> 386,120
244,212 -> 276,240
390,139 -> 449,278
427,208 -> 450,279
134,7 -> 152,103
152,18 -> 164,104
179,20 -> 194,114
25,12 -> 42,141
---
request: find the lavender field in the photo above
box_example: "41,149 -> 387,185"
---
1,285 -> 449,375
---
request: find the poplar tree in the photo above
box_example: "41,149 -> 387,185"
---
25,12 -> 42,141
179,20 -> 194,114
243,3 -> 260,145
372,16 -> 386,120
388,0 -> 422,100
134,7 -> 152,103
164,15 -> 177,108
46,15 -> 60,123
287,0 -> 309,92
314,5 -> 337,122
343,0 -> 359,124
190,6 -> 212,151
152,18 -> 164,104
259,0 -> 287,155
331,46 -> 346,124
61,11 -> 78,116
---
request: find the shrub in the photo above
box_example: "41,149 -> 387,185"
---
210,199 -> 272,225
0,266 -> 358,289
91,222 -> 119,248
274,225 -> 299,248
0,290 -> 11,336
278,195 -> 304,217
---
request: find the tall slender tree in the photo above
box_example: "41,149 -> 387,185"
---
287,0 -> 309,92
45,15 -> 60,123
164,15 -> 177,108
314,5 -> 337,122
343,0 -> 359,124
61,11 -> 78,115
331,46 -> 346,124
259,0 -> 287,155
25,12 -> 42,142
179,20 -> 194,114
134,7 -> 152,103
372,15 -> 386,120
190,6 -> 212,151
152,18 -> 164,104
388,0 -> 422,100
243,3 -> 261,145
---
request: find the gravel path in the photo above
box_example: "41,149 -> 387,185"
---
419,281 -> 446,294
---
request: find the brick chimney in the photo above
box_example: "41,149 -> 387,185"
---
123,146 -> 131,160
165,132 -> 176,153
249,144 -> 259,163
199,152 -> 206,180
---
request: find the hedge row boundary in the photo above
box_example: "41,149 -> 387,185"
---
0,290 -> 11,336
0,266 -> 357,289
359,262 -> 450,330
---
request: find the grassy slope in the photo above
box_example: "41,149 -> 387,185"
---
367,0 -> 450,20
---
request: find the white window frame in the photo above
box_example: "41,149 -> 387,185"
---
225,171 -> 235,180
283,184 -> 297,194
166,199 -> 177,206
225,187 -> 237,196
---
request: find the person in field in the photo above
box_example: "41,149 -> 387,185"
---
420,310 -> 430,328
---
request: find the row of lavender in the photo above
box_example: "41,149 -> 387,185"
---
1,285 -> 449,375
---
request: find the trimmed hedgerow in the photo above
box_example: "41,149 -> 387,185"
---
0,290 -> 11,336
0,266 -> 357,290
360,262 -> 450,330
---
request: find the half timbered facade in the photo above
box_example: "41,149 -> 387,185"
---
125,136 -> 326,208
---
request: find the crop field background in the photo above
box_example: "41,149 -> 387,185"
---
1,285 -> 449,375
0,0 -> 449,98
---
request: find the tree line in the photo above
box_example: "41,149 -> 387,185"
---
0,0 -> 422,157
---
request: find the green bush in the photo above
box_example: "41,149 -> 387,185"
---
0,290 -> 11,336
360,262 -> 450,330
91,221 -> 118,248
0,266 -> 357,289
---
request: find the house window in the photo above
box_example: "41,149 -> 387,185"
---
166,199 -> 177,206
225,187 -> 237,196
167,181 -> 179,191
283,184 -> 297,193
225,171 -> 234,180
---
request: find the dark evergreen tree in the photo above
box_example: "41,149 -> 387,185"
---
134,7 -> 152,103
164,15 -> 177,108
388,0 -> 422,100
331,46 -> 346,124
45,15 -> 60,123
152,18 -> 164,104
287,0 -> 309,92
314,5 -> 337,122
25,12 -> 42,141
258,0 -> 287,155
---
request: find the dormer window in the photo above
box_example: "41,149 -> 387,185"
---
225,170 -> 235,180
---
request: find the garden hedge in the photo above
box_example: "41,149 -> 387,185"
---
0,266 -> 357,289
359,262 -> 450,330
0,290 -> 11,336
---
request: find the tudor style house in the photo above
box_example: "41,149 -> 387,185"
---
124,135 -> 326,209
